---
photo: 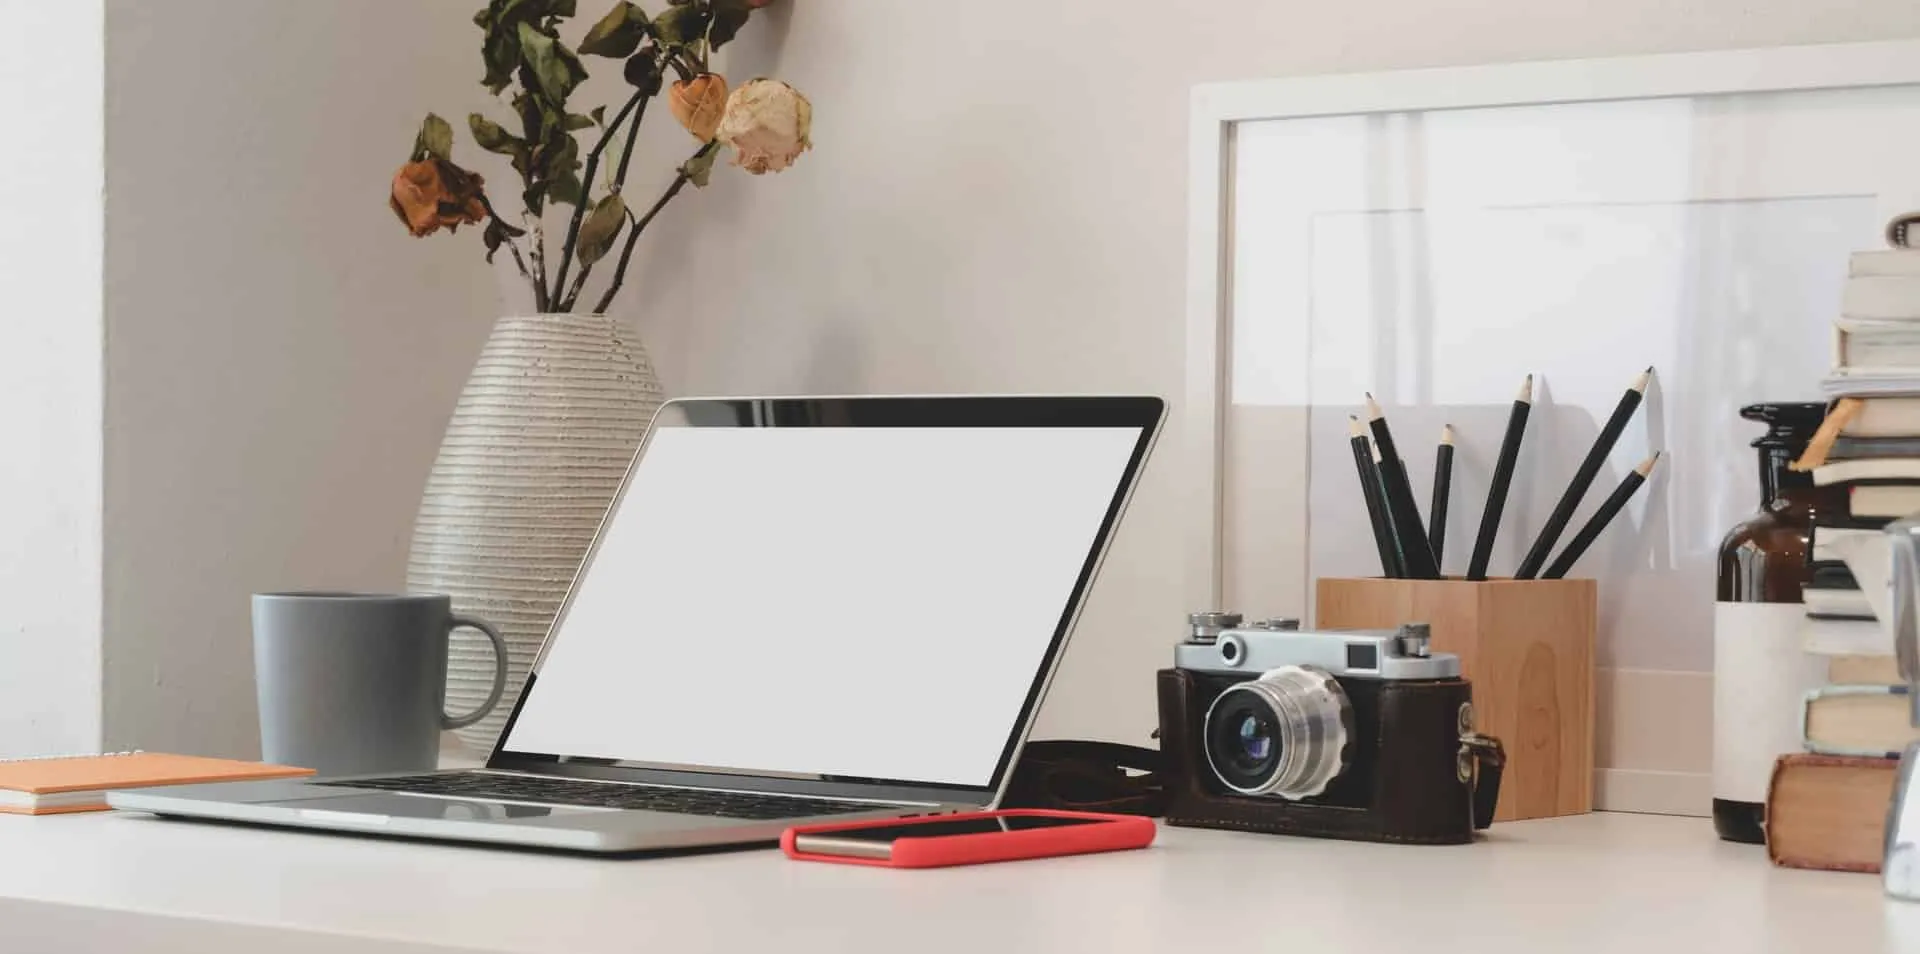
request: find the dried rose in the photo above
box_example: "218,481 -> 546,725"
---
669,73 -> 729,142
714,79 -> 812,175
389,159 -> 488,237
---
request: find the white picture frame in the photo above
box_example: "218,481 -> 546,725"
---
1184,39 -> 1920,814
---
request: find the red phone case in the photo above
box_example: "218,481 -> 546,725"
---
781,809 -> 1156,868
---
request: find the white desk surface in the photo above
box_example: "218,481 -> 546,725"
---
1,809 -> 1913,953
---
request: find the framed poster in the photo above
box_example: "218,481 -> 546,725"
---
1184,39 -> 1920,814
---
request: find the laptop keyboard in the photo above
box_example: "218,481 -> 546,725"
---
321,772 -> 885,820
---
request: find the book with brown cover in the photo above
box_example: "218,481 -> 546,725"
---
0,752 -> 313,815
1766,753 -> 1899,873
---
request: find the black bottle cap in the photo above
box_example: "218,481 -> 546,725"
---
1739,402 -> 1827,449
1740,402 -> 1827,497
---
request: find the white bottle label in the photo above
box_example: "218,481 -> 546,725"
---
1713,602 -> 1828,803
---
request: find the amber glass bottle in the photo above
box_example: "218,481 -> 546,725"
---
1713,402 -> 1847,843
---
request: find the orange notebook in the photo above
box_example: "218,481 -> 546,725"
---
0,752 -> 314,815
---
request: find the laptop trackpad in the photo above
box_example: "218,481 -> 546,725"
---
274,793 -> 610,821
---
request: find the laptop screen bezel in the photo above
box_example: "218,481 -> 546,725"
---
482,395 -> 1165,808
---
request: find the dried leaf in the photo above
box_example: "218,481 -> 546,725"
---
537,132 -> 580,181
681,147 -> 718,188
709,0 -> 751,50
517,22 -> 587,103
412,113 -> 455,162
483,218 -> 509,263
603,138 -> 625,190
577,192 -> 628,266
546,169 -> 584,206
468,114 -> 521,154
652,4 -> 708,44
580,1 -> 648,58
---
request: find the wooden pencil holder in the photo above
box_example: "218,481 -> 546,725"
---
1315,576 -> 1596,822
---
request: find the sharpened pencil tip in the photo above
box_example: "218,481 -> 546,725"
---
1440,424 -> 1454,444
1518,374 -> 1534,403
1364,393 -> 1383,419
1631,368 -> 1652,393
1637,451 -> 1661,476
1349,416 -> 1366,438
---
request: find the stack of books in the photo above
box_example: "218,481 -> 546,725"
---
1815,244 -> 1920,497
1768,245 -> 1920,872
1795,248 -> 1920,660
1812,247 -> 1920,520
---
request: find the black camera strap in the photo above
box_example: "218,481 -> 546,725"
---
1001,740 -> 1167,816
1461,733 -> 1506,831
1009,733 -> 1506,831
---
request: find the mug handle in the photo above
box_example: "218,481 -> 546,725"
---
443,615 -> 509,730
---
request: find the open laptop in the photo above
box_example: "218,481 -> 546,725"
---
110,395 -> 1165,852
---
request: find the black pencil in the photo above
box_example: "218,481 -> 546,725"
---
1541,453 -> 1660,579
1350,416 -> 1401,577
1364,394 -> 1440,579
1514,367 -> 1652,579
1429,424 -> 1454,571
1370,438 -> 1408,578
1466,375 -> 1532,581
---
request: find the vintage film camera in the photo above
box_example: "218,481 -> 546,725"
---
1155,613 -> 1505,844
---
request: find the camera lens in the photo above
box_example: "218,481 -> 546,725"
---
1202,665 -> 1353,799
1221,705 -> 1274,771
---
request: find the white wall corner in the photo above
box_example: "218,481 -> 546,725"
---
0,0 -> 106,756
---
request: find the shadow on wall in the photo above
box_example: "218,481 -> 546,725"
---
723,0 -> 793,74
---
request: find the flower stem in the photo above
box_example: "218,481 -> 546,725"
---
559,84 -> 658,311
593,142 -> 717,315
550,90 -> 649,311
612,85 -> 649,192
531,220 -> 550,313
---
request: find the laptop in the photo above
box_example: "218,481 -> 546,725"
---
110,395 -> 1165,852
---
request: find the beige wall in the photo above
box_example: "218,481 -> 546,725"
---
619,3 -> 1920,751
96,2 -> 1920,761
102,1 -> 500,754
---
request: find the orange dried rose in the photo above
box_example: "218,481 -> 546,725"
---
669,73 -> 728,142
389,158 -> 489,237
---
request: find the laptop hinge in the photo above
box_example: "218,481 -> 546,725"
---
461,768 -> 945,808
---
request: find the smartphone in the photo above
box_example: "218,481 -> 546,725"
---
782,809 -> 1155,868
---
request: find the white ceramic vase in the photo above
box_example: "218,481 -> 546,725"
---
408,313 -> 665,750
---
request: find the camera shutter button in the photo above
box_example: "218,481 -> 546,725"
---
1397,623 -> 1432,657
1188,612 -> 1243,643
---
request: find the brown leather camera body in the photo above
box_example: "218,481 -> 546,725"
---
1156,667 -> 1503,845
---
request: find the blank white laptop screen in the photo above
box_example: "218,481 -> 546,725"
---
500,424 -> 1145,788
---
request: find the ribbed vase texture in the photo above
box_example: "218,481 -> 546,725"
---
408,313 -> 664,750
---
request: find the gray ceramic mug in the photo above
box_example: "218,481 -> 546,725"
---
251,592 -> 507,776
